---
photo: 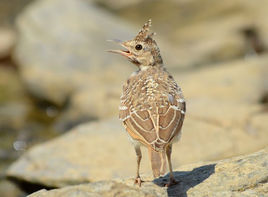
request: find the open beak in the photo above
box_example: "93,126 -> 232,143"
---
107,39 -> 131,57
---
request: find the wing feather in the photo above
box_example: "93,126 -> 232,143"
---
119,68 -> 186,151
159,107 -> 183,142
125,114 -> 157,144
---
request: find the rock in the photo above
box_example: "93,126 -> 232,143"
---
0,180 -> 25,197
53,80 -> 123,131
179,55 -> 268,105
0,102 -> 29,130
117,0 -> 268,68
28,180 -> 167,197
94,0 -> 143,10
0,28 -> 16,59
0,67 -> 30,129
28,148 -> 268,197
14,0 -> 135,106
7,114 -> 268,187
7,119 -> 136,187
0,0 -> 34,25
186,98 -> 261,128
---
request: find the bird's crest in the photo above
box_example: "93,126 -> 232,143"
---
135,19 -> 156,42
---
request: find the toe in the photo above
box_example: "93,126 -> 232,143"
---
134,177 -> 143,187
165,178 -> 178,187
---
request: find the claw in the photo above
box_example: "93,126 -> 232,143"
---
134,176 -> 143,187
165,178 -> 178,187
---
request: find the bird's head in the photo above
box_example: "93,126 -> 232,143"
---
108,19 -> 163,69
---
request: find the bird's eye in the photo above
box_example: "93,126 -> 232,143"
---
135,44 -> 143,50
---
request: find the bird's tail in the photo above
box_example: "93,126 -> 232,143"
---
148,147 -> 167,178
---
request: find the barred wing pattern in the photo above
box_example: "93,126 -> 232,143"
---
119,68 -> 185,151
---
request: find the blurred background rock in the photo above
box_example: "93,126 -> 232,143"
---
0,0 -> 267,196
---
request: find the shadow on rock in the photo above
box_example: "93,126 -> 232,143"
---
7,177 -> 55,195
154,164 -> 216,197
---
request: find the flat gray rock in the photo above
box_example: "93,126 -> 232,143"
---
28,149 -> 268,197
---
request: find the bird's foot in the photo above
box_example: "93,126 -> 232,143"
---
134,176 -> 143,187
165,178 -> 178,187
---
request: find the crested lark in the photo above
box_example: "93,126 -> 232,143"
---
108,19 -> 186,187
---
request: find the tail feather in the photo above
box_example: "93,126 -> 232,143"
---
148,148 -> 167,178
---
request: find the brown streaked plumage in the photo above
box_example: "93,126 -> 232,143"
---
108,19 -> 186,187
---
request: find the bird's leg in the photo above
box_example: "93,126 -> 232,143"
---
165,144 -> 177,187
134,145 -> 143,187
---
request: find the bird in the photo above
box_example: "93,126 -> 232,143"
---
108,19 -> 186,187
